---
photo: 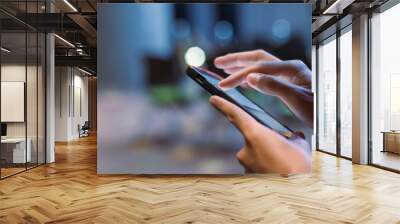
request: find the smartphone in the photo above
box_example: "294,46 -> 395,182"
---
186,66 -> 293,138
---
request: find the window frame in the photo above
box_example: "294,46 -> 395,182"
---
315,24 -> 353,161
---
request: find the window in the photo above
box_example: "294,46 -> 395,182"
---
317,36 -> 337,154
339,28 -> 352,158
370,2 -> 400,171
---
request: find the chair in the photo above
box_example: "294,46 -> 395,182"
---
79,121 -> 90,138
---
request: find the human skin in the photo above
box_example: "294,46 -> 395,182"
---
210,50 -> 313,174
215,50 -> 313,128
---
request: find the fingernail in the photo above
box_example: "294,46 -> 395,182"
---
247,73 -> 261,85
214,58 -> 222,67
209,96 -> 218,105
218,82 -> 228,90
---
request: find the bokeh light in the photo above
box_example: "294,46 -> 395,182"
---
173,18 -> 191,39
272,19 -> 291,44
184,46 -> 206,66
214,20 -> 234,41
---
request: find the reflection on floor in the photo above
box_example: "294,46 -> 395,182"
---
0,167 -> 25,177
0,135 -> 400,223
0,162 -> 43,178
373,150 -> 400,171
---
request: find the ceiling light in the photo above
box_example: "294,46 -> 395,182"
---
54,34 -> 75,48
63,0 -> 78,12
1,47 -> 11,53
322,0 -> 354,15
78,67 -> 92,76
323,0 -> 341,14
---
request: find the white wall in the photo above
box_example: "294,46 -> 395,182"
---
1,65 -> 39,138
72,73 -> 89,138
1,63 -> 46,164
55,66 -> 70,141
55,67 -> 89,141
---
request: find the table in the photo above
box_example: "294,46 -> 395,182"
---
1,138 -> 31,164
381,131 -> 400,154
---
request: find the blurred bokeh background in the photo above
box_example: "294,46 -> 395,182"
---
98,3 -> 311,174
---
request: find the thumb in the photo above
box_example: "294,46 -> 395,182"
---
246,73 -> 293,97
236,147 -> 254,173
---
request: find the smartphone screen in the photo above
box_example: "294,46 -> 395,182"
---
188,66 -> 293,137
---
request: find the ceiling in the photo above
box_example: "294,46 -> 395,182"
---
0,0 -> 392,74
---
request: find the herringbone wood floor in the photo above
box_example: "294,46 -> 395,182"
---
1,135 -> 400,224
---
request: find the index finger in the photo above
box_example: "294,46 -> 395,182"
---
218,61 -> 297,90
214,50 -> 279,69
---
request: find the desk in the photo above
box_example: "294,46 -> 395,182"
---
1,138 -> 31,163
382,131 -> 400,154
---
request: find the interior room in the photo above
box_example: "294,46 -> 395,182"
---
0,15 -> 46,178
0,0 -> 399,223
370,3 -> 400,171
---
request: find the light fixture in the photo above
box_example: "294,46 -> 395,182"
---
78,67 -> 92,76
323,0 -> 341,14
322,0 -> 354,15
1,47 -> 11,53
63,0 -> 78,12
184,46 -> 206,67
54,34 -> 75,48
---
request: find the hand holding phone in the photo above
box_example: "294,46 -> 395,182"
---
208,94 -> 311,174
186,66 -> 293,138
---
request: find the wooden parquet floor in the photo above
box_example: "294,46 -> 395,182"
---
1,135 -> 400,224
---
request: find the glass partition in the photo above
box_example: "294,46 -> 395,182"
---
1,30 -> 28,177
38,32 -> 45,165
0,2 -> 46,179
27,31 -> 38,169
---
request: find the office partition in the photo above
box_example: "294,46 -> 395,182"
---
0,1 -> 47,179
